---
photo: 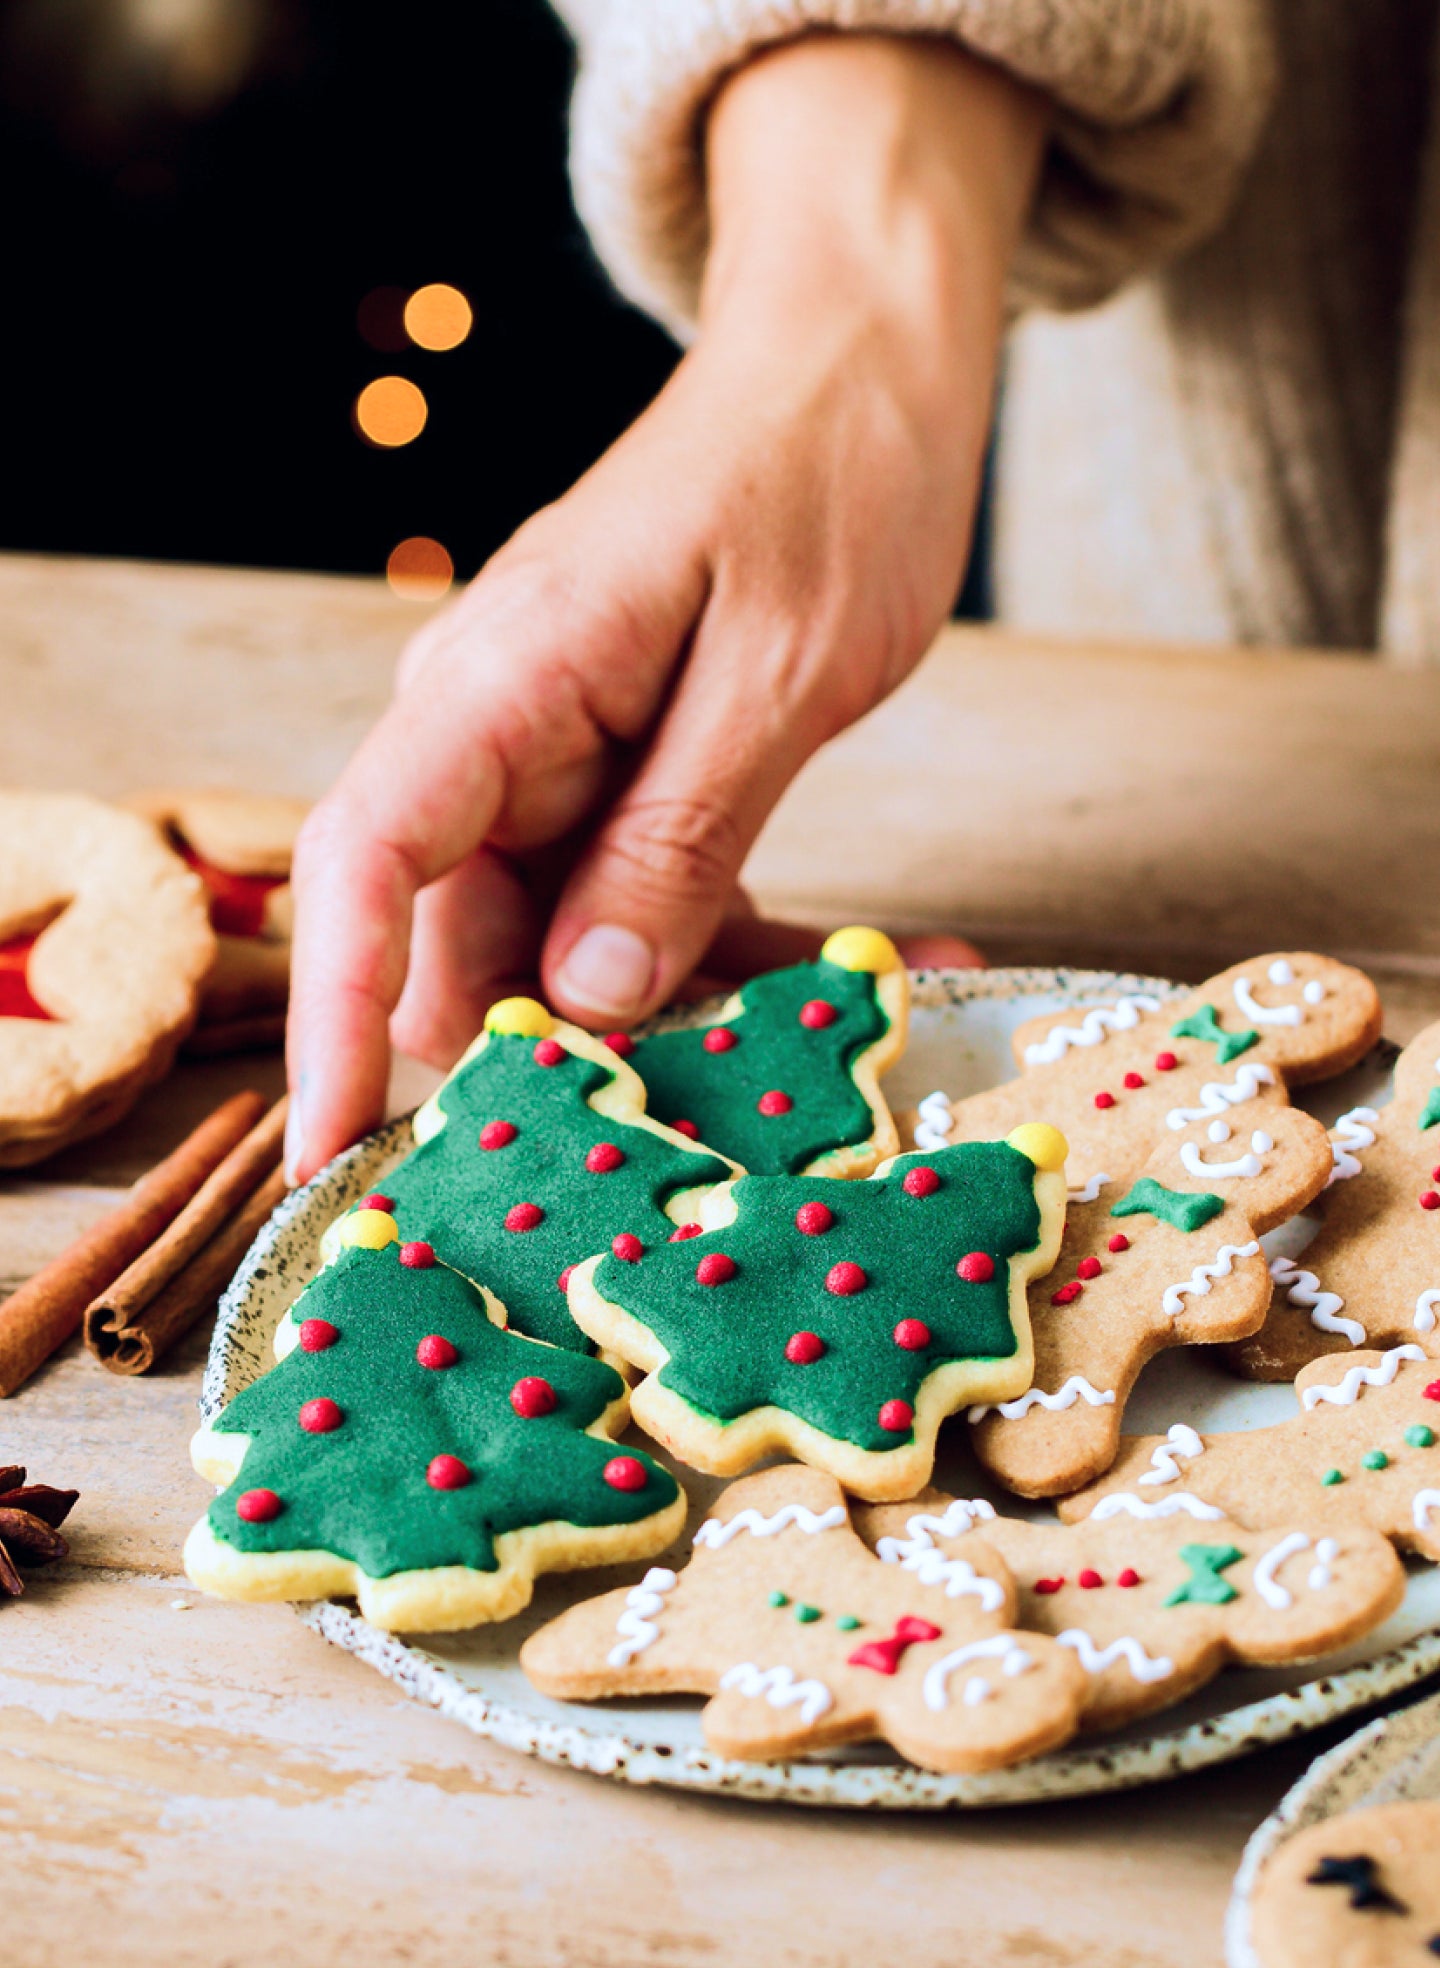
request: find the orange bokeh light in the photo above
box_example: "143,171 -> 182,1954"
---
355,375 -> 427,448
404,283 -> 473,352
387,536 -> 454,600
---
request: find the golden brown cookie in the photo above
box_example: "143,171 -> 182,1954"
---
1250,1801 -> 1440,1968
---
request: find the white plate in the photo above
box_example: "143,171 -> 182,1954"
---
201,967 -> 1440,1809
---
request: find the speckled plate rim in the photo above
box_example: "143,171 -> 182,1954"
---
201,965 -> 1440,1811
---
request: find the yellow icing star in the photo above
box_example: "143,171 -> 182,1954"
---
1007,1123 -> 1068,1173
484,996 -> 555,1038
339,1208 -> 400,1250
820,926 -> 900,974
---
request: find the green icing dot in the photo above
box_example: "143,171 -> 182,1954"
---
1406,1425 -> 1436,1449
1321,1468 -> 1346,1487
767,1589 -> 789,1608
836,1614 -> 861,1631
795,1604 -> 821,1624
1170,1004 -> 1260,1066
1163,1543 -> 1244,1608
1419,1088 -> 1440,1132
1111,1178 -> 1225,1234
1362,1449 -> 1389,1471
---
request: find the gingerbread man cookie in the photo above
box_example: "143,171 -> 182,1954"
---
619,927 -> 909,1178
855,1492 -> 1403,1734
1250,1802 -> 1440,1968
904,954 -> 1380,1193
186,1230 -> 686,1631
565,1125 -> 1068,1501
968,1103 -> 1333,1496
521,1466 -> 1086,1773
1060,1337 -> 1440,1560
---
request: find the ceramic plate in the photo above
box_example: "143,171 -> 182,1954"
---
201,968 -> 1440,1809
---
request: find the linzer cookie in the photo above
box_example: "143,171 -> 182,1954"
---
619,927 -> 909,1177
1234,1018 -> 1440,1381
855,1493 -> 1403,1734
521,1466 -> 1086,1772
968,1103 -> 1333,1496
565,1125 -> 1068,1501
903,955 -> 1380,1193
1249,1801 -> 1440,1968
1060,1337 -> 1440,1560
185,1231 -> 686,1631
0,792 -> 214,1165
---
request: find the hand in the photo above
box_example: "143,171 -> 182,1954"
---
285,33 -> 1045,1182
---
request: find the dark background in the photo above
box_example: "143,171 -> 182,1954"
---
0,0 -> 987,605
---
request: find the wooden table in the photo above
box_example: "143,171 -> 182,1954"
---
4,551 -> 1440,1967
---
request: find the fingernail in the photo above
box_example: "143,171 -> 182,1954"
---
283,1095 -> 306,1188
555,924 -> 655,1019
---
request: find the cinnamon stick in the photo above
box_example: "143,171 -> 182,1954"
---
0,1090 -> 269,1396
90,1163 -> 288,1375
85,1096 -> 287,1368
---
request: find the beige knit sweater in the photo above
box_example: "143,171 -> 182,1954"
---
552,0 -> 1440,661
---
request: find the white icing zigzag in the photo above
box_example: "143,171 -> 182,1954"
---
1022,995 -> 1162,1066
874,1500 -> 1006,1611
606,1567 -> 678,1666
1164,1064 -> 1277,1131
1415,1290 -> 1440,1335
1300,1345 -> 1426,1412
922,1635 -> 1034,1713
1160,1243 -> 1261,1318
1138,1423 -> 1205,1487
913,1090 -> 955,1152
1233,977 -> 1303,1027
1325,1106 -> 1379,1187
1066,1172 -> 1112,1204
1089,1492 -> 1224,1522
1055,1628 -> 1175,1684
694,1505 -> 846,1549
969,1376 -> 1116,1424
1269,1256 -> 1366,1347
718,1662 -> 832,1726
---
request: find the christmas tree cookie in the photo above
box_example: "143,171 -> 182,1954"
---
1060,1335 -> 1440,1561
521,1466 -> 1087,1773
1233,1018 -> 1440,1381
855,1492 -> 1403,1734
617,927 -> 909,1178
330,997 -> 735,1355
185,1229 -> 686,1631
565,1123 -> 1069,1501
903,954 -> 1380,1194
967,1103 -> 1333,1496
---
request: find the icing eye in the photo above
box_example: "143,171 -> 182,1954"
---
1251,1131 -> 1273,1152
1208,1120 -> 1232,1143
1303,979 -> 1325,1004
1267,959 -> 1294,985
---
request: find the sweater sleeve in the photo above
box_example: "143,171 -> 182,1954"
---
549,0 -> 1276,339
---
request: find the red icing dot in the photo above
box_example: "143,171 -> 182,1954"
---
505,1202 -> 544,1233
1094,1091 -> 1116,1110
611,1233 -> 644,1262
703,1028 -> 738,1054
696,1252 -> 736,1286
878,1399 -> 913,1434
1425,1380 -> 1440,1403
670,1119 -> 700,1139
903,1166 -> 940,1198
479,1120 -> 517,1150
1155,1051 -> 1178,1072
236,1488 -> 281,1523
534,1038 -> 564,1067
668,1223 -> 703,1241
299,1397 -> 342,1434
510,1376 -> 557,1418
558,1265 -> 576,1293
795,1201 -> 834,1236
604,1032 -> 634,1057
1117,1568 -> 1141,1589
360,1193 -> 394,1213
603,1455 -> 647,1492
893,1319 -> 931,1351
1432,1165 -> 1440,1183
785,1331 -> 825,1364
757,1089 -> 793,1116
1421,1192 -> 1440,1212
585,1142 -> 625,1173
416,1334 -> 458,1370
825,1261 -> 868,1296
1076,1256 -> 1103,1281
1034,1577 -> 1065,1595
1108,1233 -> 1131,1253
957,1252 -> 995,1284
799,999 -> 838,1029
1052,1281 -> 1084,1305
399,1241 -> 435,1269
1078,1568 -> 1104,1590
427,1454 -> 471,1490
298,1318 -> 338,1352
1123,1071 -> 1146,1090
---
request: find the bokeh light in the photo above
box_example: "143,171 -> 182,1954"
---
387,535 -> 454,600
354,376 -> 427,447
403,282 -> 473,351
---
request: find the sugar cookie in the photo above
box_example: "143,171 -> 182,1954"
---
1250,1801 -> 1440,1968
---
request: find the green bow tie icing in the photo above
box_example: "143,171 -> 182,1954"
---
339,998 -> 733,1354
1168,1004 -> 1260,1066
1110,1178 -> 1225,1234
1419,1088 -> 1440,1132
565,1124 -> 1069,1502
1162,1543 -> 1243,1607
618,927 -> 909,1179
184,1236 -> 685,1631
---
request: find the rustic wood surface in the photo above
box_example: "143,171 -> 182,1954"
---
3,550 -> 1439,1967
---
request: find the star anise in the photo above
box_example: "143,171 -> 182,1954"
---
0,1464 -> 78,1597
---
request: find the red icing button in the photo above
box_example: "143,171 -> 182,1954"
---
785,1331 -> 825,1364
670,1119 -> 700,1139
533,1038 -> 564,1066
799,999 -> 838,1029
603,1455 -> 647,1492
1078,1568 -> 1104,1590
505,1202 -> 544,1233
611,1233 -> 644,1262
1051,1281 -> 1084,1305
696,1252 -> 737,1286
604,1032 -> 634,1056
1155,1051 -> 1178,1071
1425,1380 -> 1440,1402
427,1454 -> 471,1490
360,1193 -> 394,1213
878,1399 -> 913,1433
1076,1256 -> 1103,1280
757,1089 -> 793,1116
957,1252 -> 995,1284
1117,1568 -> 1141,1589
399,1241 -> 435,1269
299,1397 -> 342,1434
1108,1233 -> 1130,1253
703,1028 -> 738,1054
585,1142 -> 625,1173
893,1319 -> 931,1351
298,1318 -> 338,1352
1094,1091 -> 1116,1110
1034,1578 -> 1065,1595
668,1223 -> 703,1241
795,1201 -> 834,1236
558,1265 -> 576,1293
1422,1192 -> 1440,1211
1123,1071 -> 1146,1090
236,1488 -> 281,1523
825,1261 -> 867,1296
479,1120 -> 516,1150
416,1334 -> 458,1370
903,1166 -> 940,1198
510,1376 -> 556,1418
